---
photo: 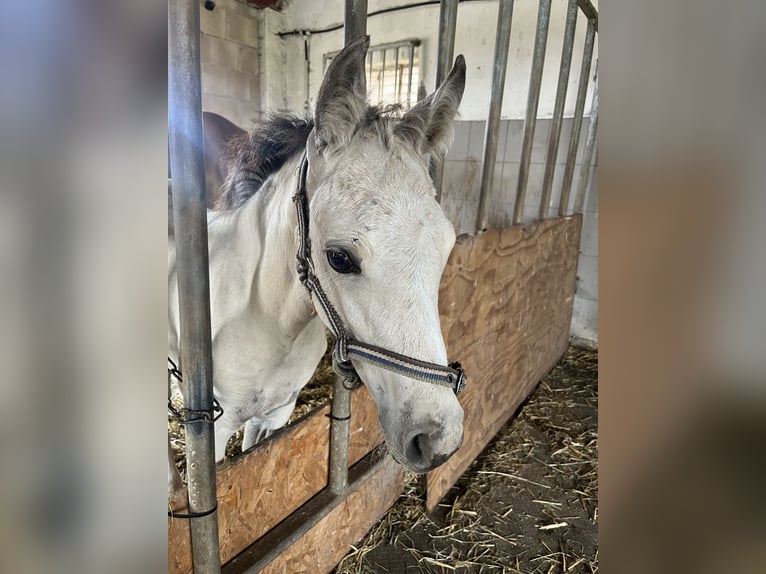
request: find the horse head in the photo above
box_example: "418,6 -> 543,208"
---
304,36 -> 466,473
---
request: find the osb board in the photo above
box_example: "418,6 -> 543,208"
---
168,385 -> 384,574
427,216 -> 582,510
258,457 -> 404,574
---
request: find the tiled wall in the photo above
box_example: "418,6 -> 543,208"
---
199,0 -> 263,130
442,118 -> 598,344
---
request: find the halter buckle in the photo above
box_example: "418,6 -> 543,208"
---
449,362 -> 467,395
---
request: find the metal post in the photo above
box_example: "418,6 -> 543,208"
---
574,72 -> 597,213
512,0 -> 552,225
330,0 -> 368,498
475,0 -> 515,231
435,0 -> 459,87
380,48 -> 386,102
328,376 -> 351,495
168,0 -> 220,572
538,0 -> 578,220
344,0 -> 368,44
406,44 -> 415,106
394,46 -> 401,101
558,18 -> 595,216
433,0 -> 459,203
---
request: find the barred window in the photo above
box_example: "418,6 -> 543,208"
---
324,40 -> 421,109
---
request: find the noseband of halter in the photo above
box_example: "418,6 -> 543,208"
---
292,153 -> 467,395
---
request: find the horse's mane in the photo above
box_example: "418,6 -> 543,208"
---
216,106 -> 408,211
216,114 -> 314,211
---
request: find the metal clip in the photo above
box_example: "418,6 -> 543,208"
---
168,397 -> 224,424
449,362 -> 467,395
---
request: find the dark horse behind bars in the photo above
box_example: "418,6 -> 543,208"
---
168,36 -> 467,493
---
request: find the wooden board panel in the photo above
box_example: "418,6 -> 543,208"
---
168,385 -> 384,574
257,457 -> 403,574
427,216 -> 582,510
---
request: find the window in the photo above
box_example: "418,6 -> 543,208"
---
324,40 -> 421,109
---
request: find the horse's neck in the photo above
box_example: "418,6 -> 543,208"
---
208,154 -> 315,342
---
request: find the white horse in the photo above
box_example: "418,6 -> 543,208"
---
168,36 -> 467,492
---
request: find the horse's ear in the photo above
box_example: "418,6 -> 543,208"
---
203,112 -> 246,210
314,35 -> 370,148
394,55 -> 466,157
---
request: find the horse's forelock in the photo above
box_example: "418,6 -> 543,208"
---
217,106 -> 426,211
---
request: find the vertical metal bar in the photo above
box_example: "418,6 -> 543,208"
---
475,0 -> 515,231
512,0 -> 552,225
574,72 -> 598,213
368,52 -> 373,86
344,0 -> 368,44
328,376 -> 351,495
330,0 -> 368,498
406,44 -> 415,107
394,46 -> 401,101
433,0 -> 459,203
380,48 -> 386,102
558,18 -> 595,216
168,0 -> 220,572
538,0 -> 578,220
435,0 -> 459,87
303,34 -> 311,116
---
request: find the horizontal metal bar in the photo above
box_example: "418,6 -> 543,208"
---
221,446 -> 388,574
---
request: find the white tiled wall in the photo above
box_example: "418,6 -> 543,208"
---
199,0 -> 265,130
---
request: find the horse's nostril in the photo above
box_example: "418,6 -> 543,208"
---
405,433 -> 431,467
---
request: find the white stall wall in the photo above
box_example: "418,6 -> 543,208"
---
278,0 -> 597,121
199,0 -> 294,129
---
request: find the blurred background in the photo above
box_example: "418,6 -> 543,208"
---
0,1 -> 763,573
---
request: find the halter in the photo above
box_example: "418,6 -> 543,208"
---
292,152 -> 467,395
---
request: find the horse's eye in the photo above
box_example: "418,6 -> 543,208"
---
326,249 -> 359,274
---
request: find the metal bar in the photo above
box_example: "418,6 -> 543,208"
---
168,0 -> 220,572
435,0 -> 459,87
476,0 -> 515,231
394,46 -> 401,101
576,0 -> 598,25
406,44 -> 415,106
574,72 -> 597,213
344,0 -> 368,44
558,18 -> 595,216
329,376 -> 352,494
512,0 -> 552,225
380,48 -> 386,102
328,0 -> 368,498
433,0 -> 459,203
368,52 -> 373,86
538,0 -> 578,220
